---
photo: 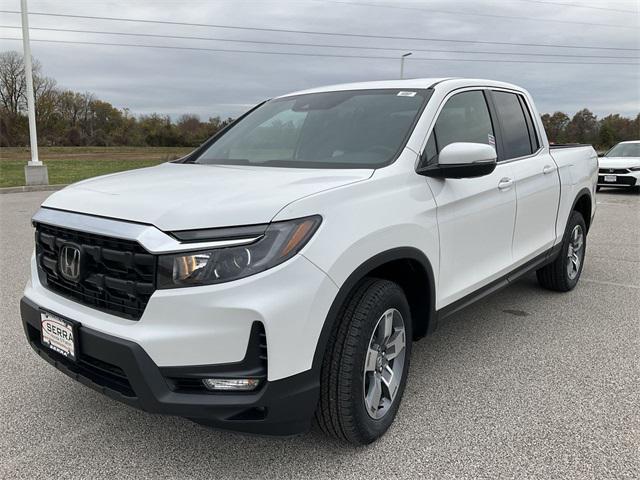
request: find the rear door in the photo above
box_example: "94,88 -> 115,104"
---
488,90 -> 560,264
420,89 -> 517,308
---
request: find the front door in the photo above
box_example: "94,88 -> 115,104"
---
420,90 -> 517,309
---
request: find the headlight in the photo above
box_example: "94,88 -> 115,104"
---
157,215 -> 321,288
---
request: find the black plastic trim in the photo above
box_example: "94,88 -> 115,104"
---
162,321 -> 268,394
311,247 -> 436,371
597,175 -> 636,186
21,297 -> 318,436
417,160 -> 497,179
171,223 -> 268,243
599,168 -> 631,174
34,222 -> 156,320
436,244 -> 562,321
570,187 -> 594,232
549,143 -> 592,149
483,89 -> 506,161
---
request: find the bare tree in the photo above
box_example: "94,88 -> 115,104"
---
33,64 -> 58,126
0,51 -> 26,115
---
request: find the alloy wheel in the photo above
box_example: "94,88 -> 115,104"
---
567,224 -> 584,280
362,308 -> 407,420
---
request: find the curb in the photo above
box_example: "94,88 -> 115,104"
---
0,184 -> 67,195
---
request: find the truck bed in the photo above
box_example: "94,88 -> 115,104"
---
549,144 -> 598,242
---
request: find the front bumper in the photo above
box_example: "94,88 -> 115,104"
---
25,251 -> 338,381
21,297 -> 319,435
597,171 -> 639,187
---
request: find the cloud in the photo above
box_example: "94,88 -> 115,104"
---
2,0 -> 638,118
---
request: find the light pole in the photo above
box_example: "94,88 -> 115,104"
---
400,52 -> 412,80
21,0 -> 48,185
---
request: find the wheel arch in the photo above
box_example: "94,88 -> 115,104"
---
571,187 -> 593,232
312,247 -> 436,371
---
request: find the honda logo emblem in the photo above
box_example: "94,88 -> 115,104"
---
59,245 -> 81,282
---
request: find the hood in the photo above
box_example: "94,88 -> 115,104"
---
599,157 -> 640,169
42,162 -> 373,231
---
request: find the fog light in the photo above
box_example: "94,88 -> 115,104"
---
202,378 -> 260,391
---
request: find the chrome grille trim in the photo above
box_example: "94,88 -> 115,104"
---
32,208 -> 260,254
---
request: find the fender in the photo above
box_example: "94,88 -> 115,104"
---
311,247 -> 436,371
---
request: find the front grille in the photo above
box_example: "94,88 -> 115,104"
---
257,327 -> 268,364
35,222 -> 156,320
599,168 -> 630,174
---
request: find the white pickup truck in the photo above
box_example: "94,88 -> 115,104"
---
21,78 -> 597,444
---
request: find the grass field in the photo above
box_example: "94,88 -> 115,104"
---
0,147 -> 193,188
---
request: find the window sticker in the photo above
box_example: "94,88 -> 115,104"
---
488,133 -> 496,146
397,91 -> 417,97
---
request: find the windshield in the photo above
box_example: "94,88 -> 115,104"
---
193,89 -> 431,168
606,143 -> 640,158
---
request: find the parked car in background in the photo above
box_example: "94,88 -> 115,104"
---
597,140 -> 640,192
21,78 -> 598,445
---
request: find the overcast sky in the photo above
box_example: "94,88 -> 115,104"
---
1,0 -> 638,120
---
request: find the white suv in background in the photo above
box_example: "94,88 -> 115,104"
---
21,78 -> 597,444
597,140 -> 640,192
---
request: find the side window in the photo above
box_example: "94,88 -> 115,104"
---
422,90 -> 494,166
492,91 -> 534,159
518,96 -> 540,152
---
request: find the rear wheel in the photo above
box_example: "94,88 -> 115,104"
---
315,278 -> 412,445
536,211 -> 586,292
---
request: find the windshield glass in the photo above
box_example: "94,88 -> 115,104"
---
193,89 -> 431,168
606,143 -> 640,158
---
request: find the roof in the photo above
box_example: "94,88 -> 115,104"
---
277,78 -> 450,98
276,77 -> 525,98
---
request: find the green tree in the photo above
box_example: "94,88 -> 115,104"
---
541,111 -> 570,144
598,122 -> 615,149
567,109 -> 598,145
138,114 -> 179,146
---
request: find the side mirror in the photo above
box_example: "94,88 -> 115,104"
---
418,142 -> 497,179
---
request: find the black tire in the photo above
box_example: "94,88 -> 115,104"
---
315,278 -> 412,445
536,211 -> 587,292
596,186 -> 601,192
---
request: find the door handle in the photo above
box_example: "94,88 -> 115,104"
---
498,177 -> 513,191
543,165 -> 554,175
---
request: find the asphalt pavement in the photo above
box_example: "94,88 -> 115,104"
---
1,189 -> 638,479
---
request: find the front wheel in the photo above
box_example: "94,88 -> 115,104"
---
316,278 -> 412,445
536,211 -> 587,292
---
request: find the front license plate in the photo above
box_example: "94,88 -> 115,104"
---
604,175 -> 617,183
41,311 -> 77,361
